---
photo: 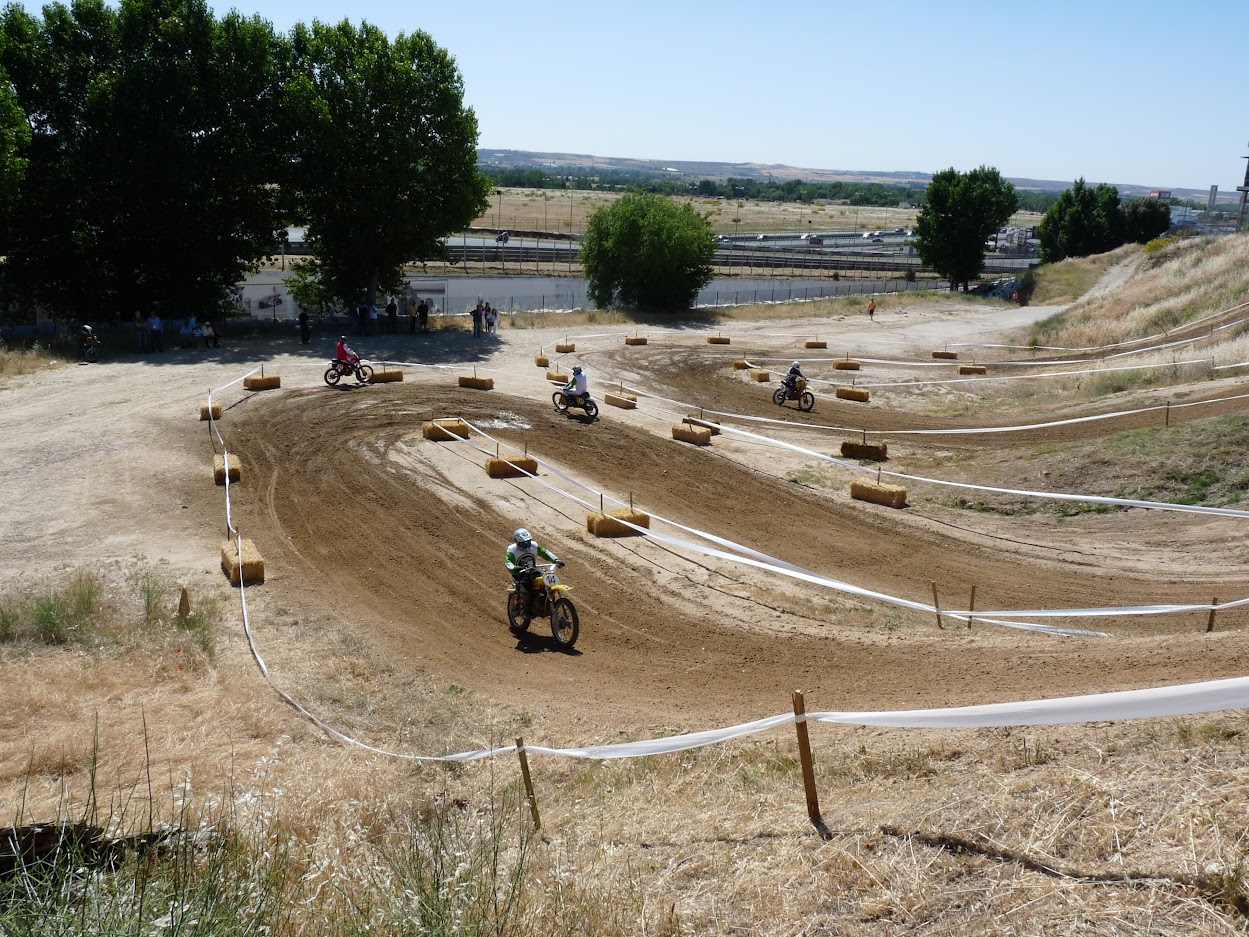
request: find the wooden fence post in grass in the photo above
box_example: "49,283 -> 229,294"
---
792,691 -> 830,840
515,737 -> 541,831
931,581 -> 944,629
177,587 -> 190,619
1165,400 -> 1171,428
1207,597 -> 1218,633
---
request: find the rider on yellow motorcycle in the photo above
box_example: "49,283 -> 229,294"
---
563,365 -> 589,406
782,360 -> 804,394
505,528 -> 563,619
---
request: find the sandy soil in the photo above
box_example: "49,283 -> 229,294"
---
6,297 -> 1249,745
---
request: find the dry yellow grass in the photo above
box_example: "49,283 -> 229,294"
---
6,568 -> 1249,934
471,186 -> 1043,238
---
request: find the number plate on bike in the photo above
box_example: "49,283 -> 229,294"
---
544,571 -> 559,585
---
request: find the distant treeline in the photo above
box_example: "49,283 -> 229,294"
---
480,165 -> 1063,211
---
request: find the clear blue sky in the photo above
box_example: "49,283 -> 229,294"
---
213,0 -> 1241,192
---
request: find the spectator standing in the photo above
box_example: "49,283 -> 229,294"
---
134,311 -> 148,353
867,298 -> 876,320
485,303 -> 497,335
298,310 -> 310,344
471,300 -> 484,339
417,298 -> 429,332
147,310 -> 163,352
386,297 -> 397,334
369,304 -> 379,335
406,295 -> 416,334
203,321 -> 220,348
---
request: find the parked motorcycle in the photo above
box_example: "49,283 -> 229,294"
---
773,376 -> 815,411
507,558 -> 579,648
552,387 -> 599,420
323,357 -> 374,386
79,328 -> 100,363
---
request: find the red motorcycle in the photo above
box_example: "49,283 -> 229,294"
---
324,356 -> 374,386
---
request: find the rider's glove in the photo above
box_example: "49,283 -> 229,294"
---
556,560 -> 565,568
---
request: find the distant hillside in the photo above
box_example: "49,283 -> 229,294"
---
477,149 -> 1233,203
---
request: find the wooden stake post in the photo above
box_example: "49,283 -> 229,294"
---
515,737 -> 541,831
792,691 -> 830,839
1207,597 -> 1218,633
931,581 -> 944,629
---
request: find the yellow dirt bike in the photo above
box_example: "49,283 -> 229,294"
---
507,558 -> 579,648
773,376 -> 815,411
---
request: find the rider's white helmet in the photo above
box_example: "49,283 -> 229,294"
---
791,361 -> 800,369
572,365 -> 582,375
512,527 -> 532,546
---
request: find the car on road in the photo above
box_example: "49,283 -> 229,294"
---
495,231 -> 510,243
871,237 -> 885,243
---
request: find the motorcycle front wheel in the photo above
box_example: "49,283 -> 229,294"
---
355,364 -> 375,384
582,400 -> 599,420
324,366 -> 341,386
550,597 -> 579,648
507,592 -> 530,634
772,387 -> 787,406
83,344 -> 99,363
798,391 -> 815,412
552,391 -> 569,412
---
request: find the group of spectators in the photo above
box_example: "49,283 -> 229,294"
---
133,310 -> 219,353
470,299 -> 497,339
350,293 -> 435,337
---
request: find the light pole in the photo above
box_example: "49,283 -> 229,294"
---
734,217 -> 740,274
495,189 -> 502,231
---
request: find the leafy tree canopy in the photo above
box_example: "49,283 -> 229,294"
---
284,20 -> 490,307
0,0 -> 287,320
1037,180 -> 1171,262
913,166 -> 1016,291
580,192 -> 716,311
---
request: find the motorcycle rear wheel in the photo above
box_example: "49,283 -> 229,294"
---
507,592 -> 530,634
582,399 -> 599,420
798,391 -> 815,412
324,366 -> 341,386
355,364 -> 374,384
83,344 -> 99,363
772,387 -> 787,406
552,391 -> 569,412
550,597 -> 579,648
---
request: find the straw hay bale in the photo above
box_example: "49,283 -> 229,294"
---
683,416 -> 721,435
804,340 -> 827,349
220,538 -> 265,585
932,350 -> 958,360
732,359 -> 750,369
243,374 -> 281,391
841,440 -> 888,461
422,419 -> 470,441
624,336 -> 648,345
836,386 -> 870,402
707,335 -> 731,344
833,359 -> 861,370
605,392 -> 637,409
850,480 -> 908,509
199,401 -> 221,421
748,369 -> 770,382
672,424 -> 712,446
213,453 -> 241,485
546,369 -> 569,383
534,354 -> 549,367
554,341 -> 575,353
370,368 -> 404,383
958,365 -> 988,375
458,375 -> 494,390
586,509 -> 651,538
485,455 -> 538,478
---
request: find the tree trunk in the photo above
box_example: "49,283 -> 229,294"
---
366,271 -> 379,310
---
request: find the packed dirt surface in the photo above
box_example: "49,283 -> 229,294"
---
7,296 -> 1249,742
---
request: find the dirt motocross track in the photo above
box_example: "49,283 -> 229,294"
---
8,296 -> 1249,737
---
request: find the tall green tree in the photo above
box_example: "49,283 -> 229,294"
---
1036,178 -> 1128,262
580,192 -> 715,310
284,20 -> 489,308
1122,198 -> 1171,244
0,0 -> 288,320
913,166 -> 1016,292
